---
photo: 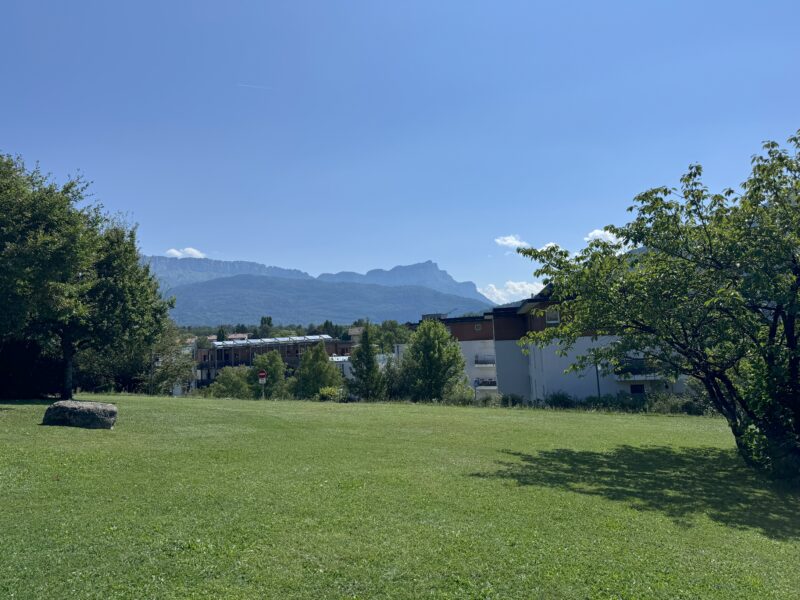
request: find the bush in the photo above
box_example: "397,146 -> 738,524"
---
316,386 -> 344,402
587,392 -> 647,412
645,391 -> 712,415
441,380 -> 476,406
501,393 -> 527,408
474,392 -> 502,408
542,391 -> 576,409
206,366 -> 252,399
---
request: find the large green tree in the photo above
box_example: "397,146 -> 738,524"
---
0,155 -> 171,399
206,366 -> 252,399
519,132 -> 800,480
401,319 -> 465,402
294,342 -> 342,399
249,350 -> 287,398
374,320 -> 412,354
348,324 -> 385,401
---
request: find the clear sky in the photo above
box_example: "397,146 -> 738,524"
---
2,1 -> 799,303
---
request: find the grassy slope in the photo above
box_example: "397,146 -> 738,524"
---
1,397 -> 798,599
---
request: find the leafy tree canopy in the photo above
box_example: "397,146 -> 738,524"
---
349,323 -> 385,401
294,342 -> 342,399
0,155 -> 171,398
206,366 -> 252,399
250,350 -> 287,398
401,319 -> 465,402
519,132 -> 800,480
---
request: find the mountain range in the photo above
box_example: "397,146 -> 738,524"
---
143,256 -> 493,326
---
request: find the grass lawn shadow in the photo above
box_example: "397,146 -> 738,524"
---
474,445 -> 800,540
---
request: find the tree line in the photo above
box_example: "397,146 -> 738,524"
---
203,319 -> 470,403
0,156 -> 192,398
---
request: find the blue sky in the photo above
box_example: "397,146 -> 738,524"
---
2,1 -> 799,303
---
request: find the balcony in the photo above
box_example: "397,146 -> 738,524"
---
615,358 -> 662,381
473,377 -> 497,388
474,354 -> 496,366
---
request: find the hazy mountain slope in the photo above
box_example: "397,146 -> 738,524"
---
143,256 -> 312,291
168,275 -> 492,325
317,260 -> 491,303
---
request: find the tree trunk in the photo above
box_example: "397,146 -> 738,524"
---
61,337 -> 74,400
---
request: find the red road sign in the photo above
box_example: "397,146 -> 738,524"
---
258,370 -> 267,384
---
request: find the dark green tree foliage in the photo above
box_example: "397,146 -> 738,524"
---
206,366 -> 252,399
348,324 -> 385,400
255,316 -> 273,338
0,155 -> 171,398
401,319 -> 465,402
294,342 -> 342,399
368,320 -> 413,354
382,357 -> 407,400
249,350 -> 286,398
216,327 -> 227,342
519,132 -> 800,480
0,340 -> 62,398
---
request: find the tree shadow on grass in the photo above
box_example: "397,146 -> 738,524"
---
473,446 -> 800,540
0,399 -> 55,407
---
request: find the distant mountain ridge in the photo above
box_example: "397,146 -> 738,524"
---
142,256 -> 494,325
318,260 -> 488,303
168,275 -> 492,326
143,256 -> 492,304
143,256 -> 312,291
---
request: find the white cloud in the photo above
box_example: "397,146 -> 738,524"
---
165,247 -> 206,259
494,234 -> 530,249
479,280 -> 545,304
584,229 -> 620,244
539,242 -> 559,251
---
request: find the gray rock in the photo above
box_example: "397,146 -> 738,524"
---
42,400 -> 117,429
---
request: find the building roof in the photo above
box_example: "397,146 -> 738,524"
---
212,334 -> 333,349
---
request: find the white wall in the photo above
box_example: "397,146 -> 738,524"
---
459,340 -> 497,386
495,340 -> 531,400
528,336 -> 627,401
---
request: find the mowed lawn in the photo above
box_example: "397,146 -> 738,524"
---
1,397 -> 799,599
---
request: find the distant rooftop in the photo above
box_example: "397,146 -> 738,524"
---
212,334 -> 332,348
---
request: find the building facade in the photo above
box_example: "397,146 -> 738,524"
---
409,288 -> 682,403
195,335 -> 353,385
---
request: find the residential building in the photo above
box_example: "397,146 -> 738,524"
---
406,287 -> 683,403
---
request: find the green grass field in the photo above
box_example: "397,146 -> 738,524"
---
1,396 -> 798,599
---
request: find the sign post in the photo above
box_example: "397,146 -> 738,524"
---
258,370 -> 267,399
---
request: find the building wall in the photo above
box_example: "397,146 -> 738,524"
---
495,340 -> 531,400
528,336 -> 622,401
527,336 -> 686,401
444,319 -> 494,341
196,339 -> 353,384
459,339 -> 497,387
492,312 -> 529,340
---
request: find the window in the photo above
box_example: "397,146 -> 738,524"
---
630,384 -> 646,395
474,323 -> 482,331
545,307 -> 560,326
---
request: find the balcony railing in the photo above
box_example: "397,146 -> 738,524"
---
474,378 -> 497,388
474,354 -> 496,366
615,358 -> 661,380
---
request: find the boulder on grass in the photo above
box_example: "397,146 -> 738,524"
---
42,400 -> 117,429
